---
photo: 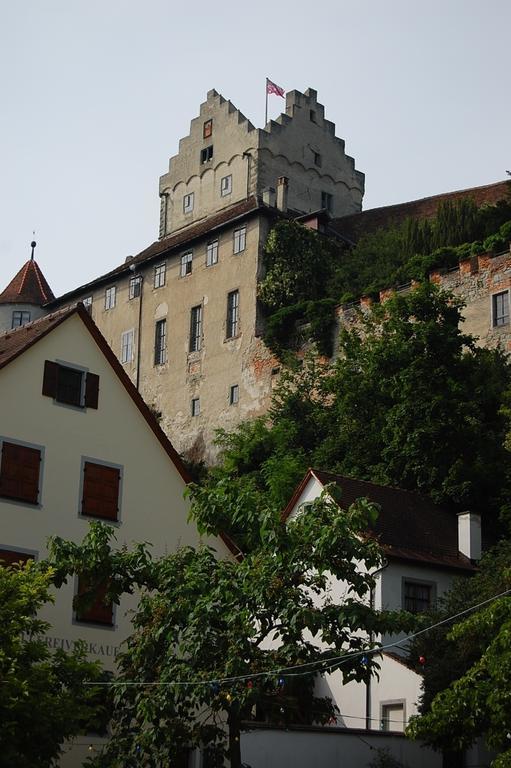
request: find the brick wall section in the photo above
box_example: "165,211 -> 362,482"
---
332,180 -> 511,242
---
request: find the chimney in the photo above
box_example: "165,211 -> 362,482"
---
457,512 -> 481,561
276,176 -> 289,212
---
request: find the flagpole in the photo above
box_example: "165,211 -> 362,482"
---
265,77 -> 268,126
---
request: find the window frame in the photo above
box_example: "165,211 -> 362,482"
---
0,437 -> 44,508
129,275 -> 142,300
206,239 -> 219,267
492,290 -> 510,328
226,290 -> 240,339
11,310 -> 31,328
74,575 -> 115,628
312,150 -> 322,167
154,319 -> 167,366
220,175 -> 232,197
120,329 -> 135,364
321,191 -> 333,213
189,305 -> 203,353
183,193 -> 194,214
42,359 -> 99,410
233,226 -> 246,254
203,119 -> 213,139
380,700 -> 406,732
79,456 -> 123,524
402,578 -> 436,614
180,251 -> 193,277
154,263 -> 166,289
229,384 -> 239,405
200,145 -> 213,164
191,397 -> 200,417
104,286 -> 116,310
0,546 -> 38,567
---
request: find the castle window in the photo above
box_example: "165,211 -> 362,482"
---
492,291 -> 509,327
226,290 -> 239,339
81,460 -> 121,522
200,145 -> 213,164
183,193 -> 194,214
206,240 -> 218,267
42,360 -> 99,409
11,310 -> 31,328
105,286 -> 116,310
154,263 -> 166,289
154,320 -> 167,365
321,191 -> 333,213
189,305 -> 203,353
180,251 -> 193,277
233,226 -> 246,254
82,297 -> 93,314
229,384 -> 239,405
191,397 -> 200,417
203,119 -> 213,139
220,175 -> 232,197
0,440 -> 42,506
129,276 -> 142,299
313,151 -> 322,167
120,330 -> 134,364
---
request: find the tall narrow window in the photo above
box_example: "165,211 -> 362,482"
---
154,319 -> 167,365
120,330 -> 134,364
220,175 -> 232,197
129,276 -> 141,299
321,191 -> 333,213
229,384 -> 239,405
233,226 -> 246,254
492,291 -> 509,327
189,305 -> 203,352
180,251 -> 193,277
203,119 -> 213,138
191,398 -> 200,417
154,263 -> 166,289
11,310 -> 31,328
0,441 -> 42,505
183,193 -> 194,214
105,286 -> 116,310
206,240 -> 218,267
226,290 -> 239,339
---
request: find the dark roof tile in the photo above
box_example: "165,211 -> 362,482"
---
0,260 -> 55,305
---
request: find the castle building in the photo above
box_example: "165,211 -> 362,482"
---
41,88 -> 365,465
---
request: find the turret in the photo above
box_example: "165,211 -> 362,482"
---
0,241 -> 54,332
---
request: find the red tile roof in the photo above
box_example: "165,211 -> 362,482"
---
332,180 -> 511,243
0,259 -> 55,305
283,469 -> 476,572
49,197 -> 272,306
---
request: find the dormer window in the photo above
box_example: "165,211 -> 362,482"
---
203,119 -> 213,138
200,145 -> 213,164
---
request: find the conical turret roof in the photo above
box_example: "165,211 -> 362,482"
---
0,251 -> 55,306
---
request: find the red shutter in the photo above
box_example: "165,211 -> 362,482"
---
42,360 -> 58,398
76,578 -> 114,625
0,549 -> 34,568
0,442 -> 41,504
84,372 -> 100,409
82,462 -> 120,521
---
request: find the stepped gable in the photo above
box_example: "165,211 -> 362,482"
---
0,258 -> 55,305
333,179 -> 511,242
283,468 -> 476,572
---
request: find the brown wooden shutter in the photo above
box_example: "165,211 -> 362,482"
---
42,360 -> 58,398
0,442 -> 41,505
84,372 -> 100,409
76,578 -> 114,625
0,549 -> 34,568
81,461 -> 120,520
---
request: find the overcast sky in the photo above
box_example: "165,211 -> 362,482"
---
1,0 -> 509,297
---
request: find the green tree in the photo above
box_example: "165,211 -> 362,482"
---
48,495 -> 411,768
0,559 -> 105,768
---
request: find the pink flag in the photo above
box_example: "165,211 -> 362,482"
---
266,79 -> 285,98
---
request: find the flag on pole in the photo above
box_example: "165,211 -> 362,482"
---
266,79 -> 285,98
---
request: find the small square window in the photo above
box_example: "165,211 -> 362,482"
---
183,193 -> 194,214
120,330 -> 134,364
220,175 -> 232,197
321,191 -> 333,213
313,151 -> 322,167
492,291 -> 509,327
82,297 -> 93,314
105,286 -> 116,310
233,226 -> 246,254
154,319 -> 167,365
180,251 -> 193,277
229,384 -> 239,405
203,119 -> 213,139
191,397 -> 200,417
200,145 -> 213,164
154,263 -> 166,289
11,310 -> 31,328
206,240 -> 218,267
129,276 -> 142,299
